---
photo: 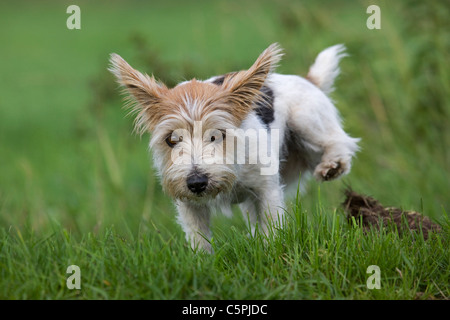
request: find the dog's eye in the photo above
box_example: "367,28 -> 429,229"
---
210,130 -> 226,142
166,135 -> 182,147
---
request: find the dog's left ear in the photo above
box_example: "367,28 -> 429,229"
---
221,43 -> 283,122
109,53 -> 168,134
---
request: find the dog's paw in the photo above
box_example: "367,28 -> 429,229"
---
314,160 -> 348,181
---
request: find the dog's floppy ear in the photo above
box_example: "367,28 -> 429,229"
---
221,43 -> 283,122
109,54 -> 167,134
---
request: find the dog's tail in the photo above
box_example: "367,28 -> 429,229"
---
306,44 -> 347,95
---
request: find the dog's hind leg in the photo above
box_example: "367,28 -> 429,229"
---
287,101 -> 360,182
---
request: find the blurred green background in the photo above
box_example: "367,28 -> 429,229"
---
0,0 -> 448,237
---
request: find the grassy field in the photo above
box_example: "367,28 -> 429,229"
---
0,0 -> 448,299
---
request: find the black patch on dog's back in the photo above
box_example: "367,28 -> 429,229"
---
254,86 -> 275,126
212,76 -> 225,86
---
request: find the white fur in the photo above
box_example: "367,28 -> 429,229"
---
168,45 -> 359,253
112,44 -> 360,253
307,44 -> 347,95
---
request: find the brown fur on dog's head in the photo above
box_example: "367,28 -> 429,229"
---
108,43 -> 283,133
109,44 -> 283,200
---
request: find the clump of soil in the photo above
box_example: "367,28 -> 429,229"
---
342,189 -> 442,240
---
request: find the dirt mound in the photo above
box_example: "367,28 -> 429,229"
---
342,189 -> 442,240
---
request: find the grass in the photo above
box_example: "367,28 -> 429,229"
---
0,0 -> 449,299
1,195 -> 448,300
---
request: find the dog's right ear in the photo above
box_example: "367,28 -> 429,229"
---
220,43 -> 283,124
109,54 -> 167,134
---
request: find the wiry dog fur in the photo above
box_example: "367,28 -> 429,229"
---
109,43 -> 360,253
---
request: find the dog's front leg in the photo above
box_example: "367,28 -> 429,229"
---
176,200 -> 212,253
256,178 -> 285,236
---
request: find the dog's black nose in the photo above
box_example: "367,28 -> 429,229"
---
187,174 -> 208,194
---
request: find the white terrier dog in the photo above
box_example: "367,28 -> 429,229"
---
109,43 -> 359,253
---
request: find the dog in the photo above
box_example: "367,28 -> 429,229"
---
109,43 -> 360,253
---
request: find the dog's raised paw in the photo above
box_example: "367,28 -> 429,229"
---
314,161 -> 345,181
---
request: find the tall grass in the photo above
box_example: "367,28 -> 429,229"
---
0,195 -> 447,299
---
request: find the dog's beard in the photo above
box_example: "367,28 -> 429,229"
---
161,164 -> 236,202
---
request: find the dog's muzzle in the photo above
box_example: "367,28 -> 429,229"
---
186,173 -> 208,195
